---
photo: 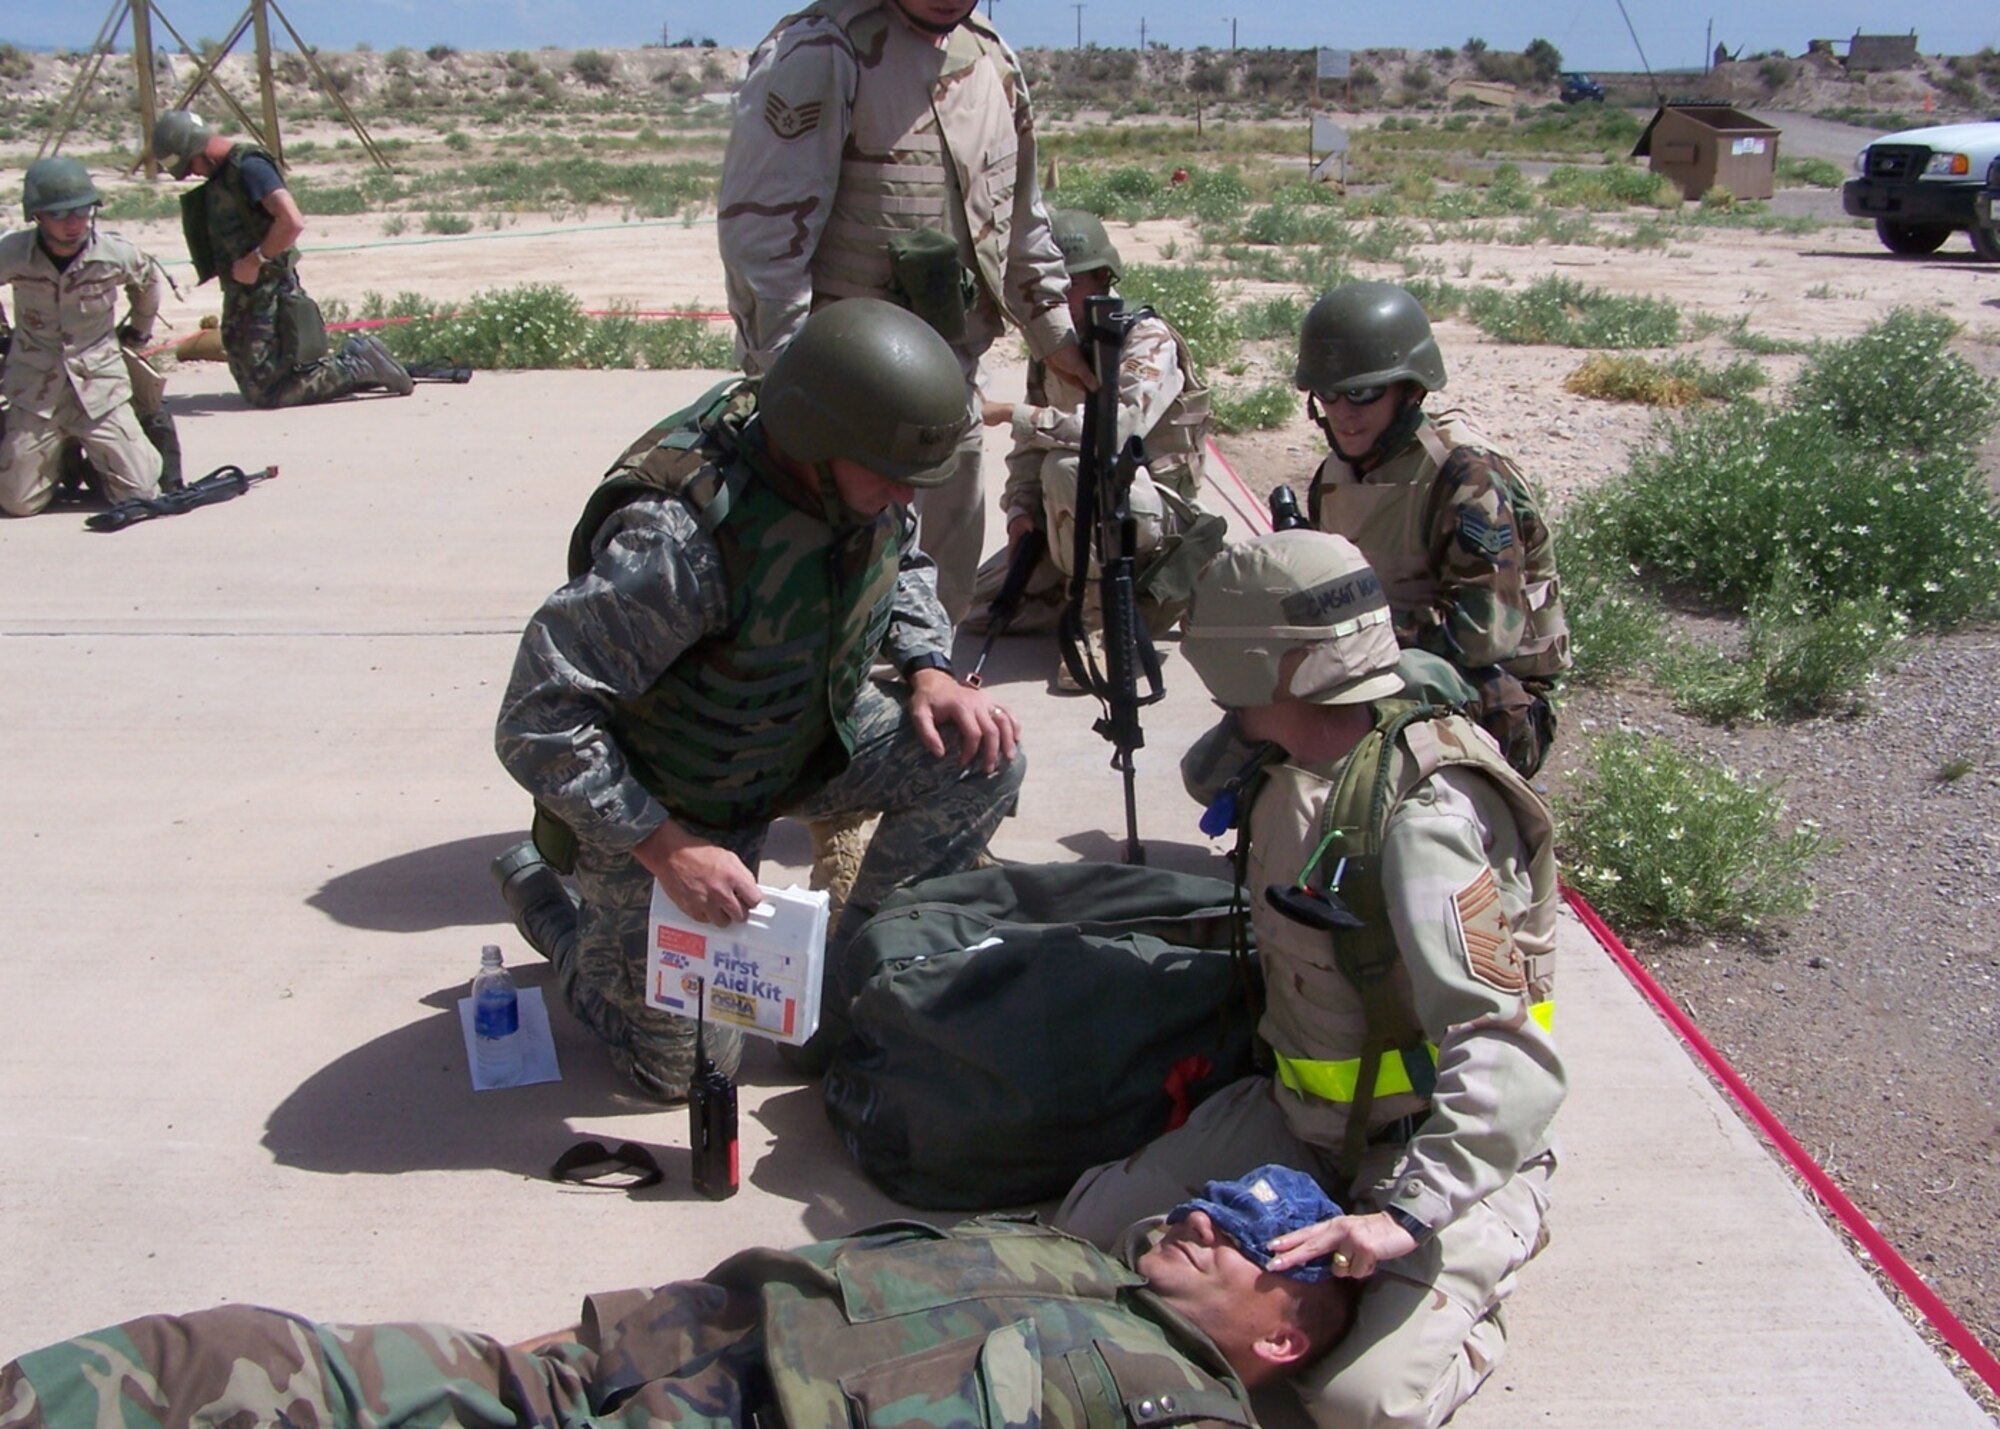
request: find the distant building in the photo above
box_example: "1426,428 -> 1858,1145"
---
1846,32 -> 1919,73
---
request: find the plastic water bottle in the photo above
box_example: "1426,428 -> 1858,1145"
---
472,944 -> 523,1088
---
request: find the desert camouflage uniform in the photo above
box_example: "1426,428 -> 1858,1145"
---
191,144 -> 380,410
1061,709 -> 1566,1429
0,226 -> 164,515
1311,411 -> 1569,775
0,1219 -> 1254,1429
718,0 -> 1074,621
495,440 -> 1024,1100
972,311 -> 1213,631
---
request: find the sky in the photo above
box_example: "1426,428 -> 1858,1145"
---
1,1 -> 1995,75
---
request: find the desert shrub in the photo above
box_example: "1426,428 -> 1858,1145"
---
286,180 -> 369,215
0,43 -> 33,81
1558,732 -> 1825,933
1564,353 -> 1766,406
1232,294 -> 1309,342
1462,275 -> 1681,348
426,43 -> 457,62
1210,382 -> 1297,433
1575,397 -> 2000,629
1788,309 -> 1999,458
572,49 -> 615,86
1551,512 -> 1669,685
1758,58 -> 1795,90
421,209 -> 472,234
100,187 -> 181,222
1664,573 -> 1907,722
1120,264 -> 1235,371
1541,163 -> 1681,210
1776,156 -> 1845,188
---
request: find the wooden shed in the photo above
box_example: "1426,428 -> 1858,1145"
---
1631,103 -> 1781,201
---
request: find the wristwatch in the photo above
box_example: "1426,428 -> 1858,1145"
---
901,651 -> 953,680
1383,1205 -> 1431,1244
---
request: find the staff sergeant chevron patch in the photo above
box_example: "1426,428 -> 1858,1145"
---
764,94 -> 824,139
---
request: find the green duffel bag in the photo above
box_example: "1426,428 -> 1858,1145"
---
824,862 -> 1262,1210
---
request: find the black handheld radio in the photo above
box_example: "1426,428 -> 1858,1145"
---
689,978 -> 739,1199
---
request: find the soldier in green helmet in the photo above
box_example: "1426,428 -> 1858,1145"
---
1294,281 -> 1570,776
0,157 -> 171,516
973,207 -> 1221,688
1060,528 -> 1567,1429
493,299 -> 1024,1100
145,109 -> 412,409
0,1166 -> 1358,1429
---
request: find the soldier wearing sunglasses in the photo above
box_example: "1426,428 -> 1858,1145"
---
1293,283 -> 1569,776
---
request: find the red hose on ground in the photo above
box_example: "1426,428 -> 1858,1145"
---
1564,885 -> 2000,1395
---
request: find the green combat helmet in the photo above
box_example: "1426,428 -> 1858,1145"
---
1048,207 -> 1123,282
1293,281 -> 1447,395
1182,529 -> 1405,710
760,298 -> 969,486
22,157 -> 101,221
147,109 -> 211,179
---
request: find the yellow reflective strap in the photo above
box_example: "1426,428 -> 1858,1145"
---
1272,999 -> 1557,1103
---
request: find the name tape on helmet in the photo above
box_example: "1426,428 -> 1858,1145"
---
1279,569 -> 1388,626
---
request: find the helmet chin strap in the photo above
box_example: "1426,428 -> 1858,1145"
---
1312,390 -> 1426,470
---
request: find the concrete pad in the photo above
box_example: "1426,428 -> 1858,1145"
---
0,362 -> 1987,1425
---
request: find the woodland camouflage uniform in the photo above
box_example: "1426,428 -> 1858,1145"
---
0,1218 -> 1258,1429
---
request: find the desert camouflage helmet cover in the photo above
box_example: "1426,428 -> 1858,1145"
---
759,299 -> 969,486
1293,281 -> 1447,395
22,157 -> 101,220
148,110 -> 211,179
1183,529 -> 1404,709
1048,207 -> 1123,282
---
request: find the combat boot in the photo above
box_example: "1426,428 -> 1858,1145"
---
806,812 -> 873,927
491,839 -> 579,969
342,334 -> 414,396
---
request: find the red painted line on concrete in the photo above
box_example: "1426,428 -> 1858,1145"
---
1199,435 -> 1274,535
1563,885 -> 2000,1395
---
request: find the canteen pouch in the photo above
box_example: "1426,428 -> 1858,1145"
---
886,227 -> 975,345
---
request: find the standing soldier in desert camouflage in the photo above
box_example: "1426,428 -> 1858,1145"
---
975,207 -> 1222,685
0,158 -> 170,516
717,0 -> 1094,625
1296,281 -> 1570,776
0,1167 -> 1359,1429
1059,529 -> 1567,1429
492,301 -> 1023,1100
144,110 -> 412,410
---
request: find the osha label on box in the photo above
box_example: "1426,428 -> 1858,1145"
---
645,881 -> 828,1047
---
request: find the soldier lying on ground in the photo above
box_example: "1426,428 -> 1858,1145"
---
0,1166 -> 1357,1429
492,300 -> 1023,1098
144,110 -> 412,410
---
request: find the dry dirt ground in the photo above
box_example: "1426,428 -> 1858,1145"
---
17,89 -> 2000,1391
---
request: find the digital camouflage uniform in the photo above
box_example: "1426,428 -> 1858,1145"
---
970,311 -> 1215,633
0,1218 -> 1258,1429
494,418 -> 1024,1101
1311,411 -> 1569,777
185,144 -> 395,410
0,226 -> 164,515
717,0 -> 1074,621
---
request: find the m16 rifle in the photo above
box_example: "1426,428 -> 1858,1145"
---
1058,293 -> 1165,865
966,526 -> 1047,689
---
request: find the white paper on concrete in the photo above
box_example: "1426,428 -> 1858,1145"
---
645,882 -> 829,1047
456,986 -> 562,1091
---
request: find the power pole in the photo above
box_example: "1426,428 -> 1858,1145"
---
985,0 -> 996,20
1139,16 -> 1146,49
1072,2 -> 1085,48
1226,17 -> 1238,51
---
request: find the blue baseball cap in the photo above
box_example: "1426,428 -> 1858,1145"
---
1167,1164 -> 1344,1283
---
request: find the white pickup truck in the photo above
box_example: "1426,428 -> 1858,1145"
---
1842,119 -> 2000,261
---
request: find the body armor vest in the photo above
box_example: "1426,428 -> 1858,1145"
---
805,0 -> 1021,329
764,1218 -> 1256,1428
571,414 -> 901,832
1312,413 -> 1570,680
180,144 -> 280,290
1245,706 -> 1557,1157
